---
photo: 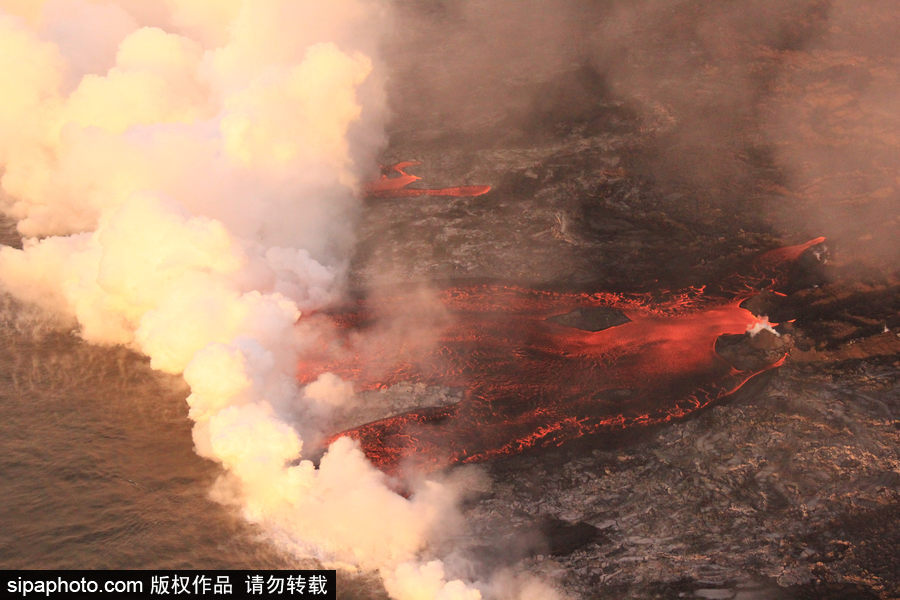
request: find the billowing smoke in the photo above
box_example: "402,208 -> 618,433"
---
0,1 -> 523,597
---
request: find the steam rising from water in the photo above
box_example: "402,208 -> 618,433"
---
0,1 -> 524,597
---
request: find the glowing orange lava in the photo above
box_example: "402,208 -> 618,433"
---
364,160 -> 491,198
300,238 -> 824,475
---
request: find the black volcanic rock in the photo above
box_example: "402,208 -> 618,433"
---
538,517 -> 605,556
355,1 -> 900,598
716,331 -> 793,371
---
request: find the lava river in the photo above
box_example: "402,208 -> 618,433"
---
364,160 -> 492,198
299,223 -> 824,475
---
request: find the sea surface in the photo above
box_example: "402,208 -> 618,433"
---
0,221 -> 294,571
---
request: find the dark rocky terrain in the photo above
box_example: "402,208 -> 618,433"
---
344,1 -> 899,597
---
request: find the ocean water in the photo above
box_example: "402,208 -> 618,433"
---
0,223 -> 294,571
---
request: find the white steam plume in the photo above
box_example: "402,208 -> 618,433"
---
0,1 -> 515,598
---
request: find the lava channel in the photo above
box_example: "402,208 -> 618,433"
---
364,160 -> 491,198
299,238 -> 825,476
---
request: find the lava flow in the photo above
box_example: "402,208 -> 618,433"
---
299,238 -> 825,475
364,160 -> 492,198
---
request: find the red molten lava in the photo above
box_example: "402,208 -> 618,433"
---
299,238 -> 824,475
365,160 -> 491,198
